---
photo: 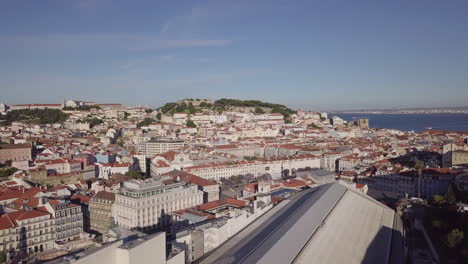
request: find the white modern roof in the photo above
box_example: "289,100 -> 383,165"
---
205,182 -> 404,264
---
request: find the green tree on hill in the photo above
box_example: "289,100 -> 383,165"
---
186,120 -> 197,128
63,105 -> 101,111
0,167 -> 18,178
432,195 -> 446,207
88,118 -> 103,128
160,102 -> 177,114
414,160 -> 425,198
255,107 -> 265,114
189,104 -> 197,114
0,109 -> 69,125
175,103 -> 187,113
446,228 -> 464,248
137,118 -> 155,127
445,184 -> 457,205
0,251 -> 6,263
125,170 -> 145,179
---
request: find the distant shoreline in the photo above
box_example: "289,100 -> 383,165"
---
330,111 -> 468,115
330,112 -> 468,132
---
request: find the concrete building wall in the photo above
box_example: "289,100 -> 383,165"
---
75,241 -> 122,264
453,151 -> 468,167
186,156 -> 320,181
116,233 -> 166,264
166,250 -> 185,264
192,230 -> 205,261
0,144 -> 31,163
76,233 -> 166,264
113,182 -> 203,230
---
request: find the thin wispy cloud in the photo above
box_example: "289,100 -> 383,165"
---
131,39 -> 231,51
0,34 -> 231,52
73,0 -> 115,9
160,21 -> 171,34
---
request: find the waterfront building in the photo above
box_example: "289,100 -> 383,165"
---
442,142 -> 468,167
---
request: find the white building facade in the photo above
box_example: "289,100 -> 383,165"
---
113,179 -> 204,231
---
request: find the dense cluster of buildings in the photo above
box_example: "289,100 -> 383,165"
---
0,98 -> 467,263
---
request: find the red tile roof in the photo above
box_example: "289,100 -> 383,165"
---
0,189 -> 23,202
153,151 -> 177,162
197,198 -> 248,211
6,209 -> 50,223
162,170 -> 217,187
282,179 -> 308,189
173,209 -> 215,220
0,214 -> 15,230
71,194 -> 91,204
244,182 -> 258,193
93,191 -> 115,201
156,160 -> 170,167
271,197 -> 282,204
356,183 -> 366,189
0,143 -> 31,150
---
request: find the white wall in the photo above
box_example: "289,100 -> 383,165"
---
74,233 -> 166,264
166,250 -> 185,264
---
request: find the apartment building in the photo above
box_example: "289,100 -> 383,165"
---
0,143 -> 31,163
36,158 -> 82,174
136,139 -> 185,157
361,168 -> 459,198
452,150 -> 468,167
162,170 -> 220,203
0,209 -> 54,260
338,154 -> 362,172
214,144 -> 265,158
89,191 -> 115,235
10,104 -> 63,110
95,162 -> 132,179
442,142 -> 468,167
113,178 -> 203,231
44,200 -> 83,242
184,155 -> 321,181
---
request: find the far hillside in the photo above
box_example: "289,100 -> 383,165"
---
214,98 -> 295,118
158,98 -> 296,119
0,109 -> 69,125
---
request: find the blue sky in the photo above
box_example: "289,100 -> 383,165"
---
1,0 -> 467,110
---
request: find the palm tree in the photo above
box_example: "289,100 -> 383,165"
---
414,160 -> 425,198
